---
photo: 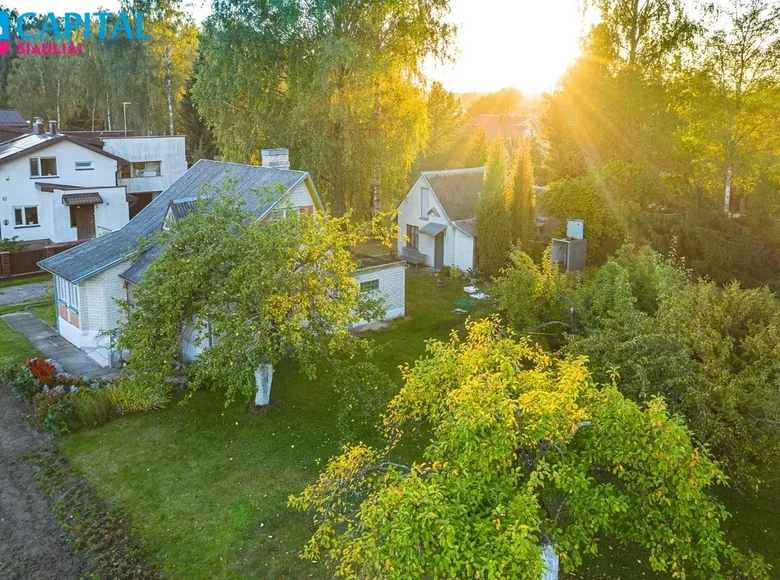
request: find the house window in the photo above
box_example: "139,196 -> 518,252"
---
56,276 -> 69,305
30,157 -> 57,177
299,205 -> 314,215
360,279 -> 379,292
407,225 -> 419,250
75,161 -> 94,171
13,206 -> 39,227
421,187 -> 429,217
69,283 -> 79,312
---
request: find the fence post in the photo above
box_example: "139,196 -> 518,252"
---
0,252 -> 10,280
44,245 -> 56,258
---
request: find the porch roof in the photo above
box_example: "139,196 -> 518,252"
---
62,193 -> 103,206
419,222 -> 447,236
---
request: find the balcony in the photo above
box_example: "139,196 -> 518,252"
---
131,168 -> 161,178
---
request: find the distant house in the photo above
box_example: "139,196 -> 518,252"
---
471,114 -> 541,141
39,151 -> 405,367
0,109 -> 30,143
397,168 -> 483,271
0,118 -> 188,245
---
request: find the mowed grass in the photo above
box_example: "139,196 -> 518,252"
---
29,302 -> 57,327
60,272 -> 488,579
0,273 -> 51,288
0,300 -> 45,364
56,271 -> 780,578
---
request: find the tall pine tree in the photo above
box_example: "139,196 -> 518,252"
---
475,139 -> 512,278
508,138 -> 536,245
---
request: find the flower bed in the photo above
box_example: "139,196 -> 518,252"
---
0,358 -> 118,434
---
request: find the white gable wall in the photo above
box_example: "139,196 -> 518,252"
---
397,176 -> 475,271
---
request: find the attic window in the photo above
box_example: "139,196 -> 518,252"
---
162,207 -> 175,231
420,187 -> 430,218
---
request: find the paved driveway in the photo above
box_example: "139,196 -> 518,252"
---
0,282 -> 52,306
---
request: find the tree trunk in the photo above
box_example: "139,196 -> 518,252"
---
166,44 -> 174,136
541,542 -> 560,580
723,121 -> 736,215
254,364 -> 274,406
723,164 -> 733,214
371,159 -> 381,216
56,75 -> 61,127
91,98 -> 96,131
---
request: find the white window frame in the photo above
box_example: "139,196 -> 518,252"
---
75,161 -> 94,171
55,276 -> 79,312
69,283 -> 79,312
56,276 -> 69,305
29,156 -> 58,178
420,187 -> 430,218
13,205 -> 40,227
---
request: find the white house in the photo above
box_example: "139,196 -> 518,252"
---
397,167 -> 483,272
0,120 -> 130,244
0,119 -> 189,245
39,151 -> 406,367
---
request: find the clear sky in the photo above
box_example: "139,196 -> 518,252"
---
13,0 -> 584,95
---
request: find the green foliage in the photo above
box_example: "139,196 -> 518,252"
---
563,245 -> 780,487
292,318 -> 760,579
417,82 -> 466,171
465,87 -> 523,116
475,139 -> 512,278
333,363 -> 397,443
0,362 -> 39,402
542,175 -> 626,259
0,236 -> 30,252
493,247 -> 573,347
449,266 -> 462,279
106,381 -> 170,414
464,126 -> 488,167
508,138 -> 536,244
69,388 -> 116,430
116,187 -> 391,406
195,0 -> 454,215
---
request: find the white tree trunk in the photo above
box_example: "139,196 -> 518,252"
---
166,45 -> 174,135
106,92 -> 112,131
254,364 -> 274,406
541,542 -> 560,580
723,164 -> 733,214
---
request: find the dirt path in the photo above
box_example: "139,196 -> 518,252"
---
0,387 -> 87,580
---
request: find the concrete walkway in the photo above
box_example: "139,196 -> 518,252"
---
0,312 -> 117,378
0,281 -> 52,305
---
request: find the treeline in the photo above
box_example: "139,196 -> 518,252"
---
0,2 -> 197,138
540,0 -> 780,288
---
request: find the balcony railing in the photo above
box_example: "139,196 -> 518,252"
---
130,168 -> 162,178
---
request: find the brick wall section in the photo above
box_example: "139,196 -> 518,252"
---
78,262 -> 128,335
353,263 -> 406,320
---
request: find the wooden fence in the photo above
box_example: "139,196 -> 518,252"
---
0,241 -> 85,281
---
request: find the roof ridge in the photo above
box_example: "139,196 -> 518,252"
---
196,158 -> 308,176
422,167 -> 484,177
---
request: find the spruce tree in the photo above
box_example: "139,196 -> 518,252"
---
475,139 -> 512,278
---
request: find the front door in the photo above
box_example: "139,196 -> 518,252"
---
73,205 -> 96,240
434,232 -> 444,269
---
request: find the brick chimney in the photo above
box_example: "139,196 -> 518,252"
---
49,120 -> 57,135
32,117 -> 45,136
261,148 -> 290,170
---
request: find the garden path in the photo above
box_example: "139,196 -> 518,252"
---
0,386 -> 88,579
0,312 -> 117,378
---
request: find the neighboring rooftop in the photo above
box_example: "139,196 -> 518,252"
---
39,160 -> 320,283
0,109 -> 28,128
353,253 -> 405,270
422,167 -> 484,223
0,131 -> 130,166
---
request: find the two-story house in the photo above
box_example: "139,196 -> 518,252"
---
0,120 -> 130,244
0,119 -> 189,245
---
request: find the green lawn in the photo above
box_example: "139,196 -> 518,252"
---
0,273 -> 51,289
29,302 -> 57,328
60,272 -> 488,579
0,301 -> 45,364
56,272 -> 780,578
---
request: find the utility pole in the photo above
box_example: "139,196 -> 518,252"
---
122,101 -> 132,137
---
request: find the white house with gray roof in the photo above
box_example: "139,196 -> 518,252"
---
38,154 -> 406,367
397,168 -> 483,271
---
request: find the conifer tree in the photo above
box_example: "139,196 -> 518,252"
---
475,139 -> 512,277
509,138 -> 536,245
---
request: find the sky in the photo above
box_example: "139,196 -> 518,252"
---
13,0 -> 585,95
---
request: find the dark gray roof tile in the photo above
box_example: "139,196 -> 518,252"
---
423,168 -> 484,222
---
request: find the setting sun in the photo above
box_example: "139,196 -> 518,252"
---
425,0 -> 584,95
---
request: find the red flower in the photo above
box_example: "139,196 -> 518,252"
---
25,358 -> 58,387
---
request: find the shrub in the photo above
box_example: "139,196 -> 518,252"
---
107,381 -> 170,414
1,362 -> 41,402
449,266 -> 463,279
438,265 -> 451,277
26,357 -> 59,387
33,389 -> 73,435
70,388 -> 115,429
0,236 -> 30,252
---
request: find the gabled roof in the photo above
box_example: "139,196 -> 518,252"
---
39,159 -> 322,283
422,167 -> 484,223
0,109 -> 28,127
0,132 -> 130,166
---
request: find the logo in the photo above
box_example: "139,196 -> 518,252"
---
13,12 -> 150,56
0,11 -> 9,55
